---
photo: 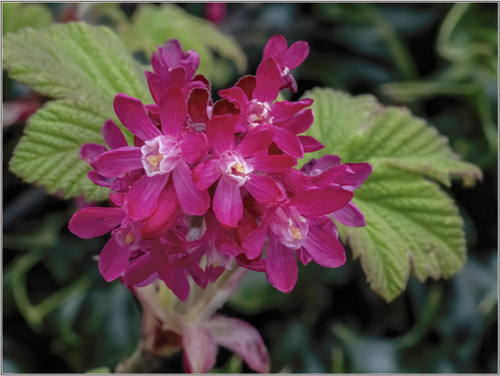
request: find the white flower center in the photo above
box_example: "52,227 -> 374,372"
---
219,151 -> 254,187
141,135 -> 181,177
247,99 -> 273,128
270,207 -> 308,249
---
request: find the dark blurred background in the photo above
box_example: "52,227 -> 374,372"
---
3,3 -> 497,373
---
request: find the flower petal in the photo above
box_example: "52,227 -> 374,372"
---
236,254 -> 266,272
333,162 -> 373,190
126,173 -> 169,220
206,114 -> 236,155
212,98 -> 240,116
168,66 -> 187,88
69,207 -> 125,239
218,86 -> 249,110
87,171 -> 112,188
301,154 -> 342,176
272,126 -> 304,158
192,159 -> 221,190
159,86 -> 187,137
80,143 -> 107,164
245,174 -> 285,203
172,160 -> 210,216
235,75 -> 257,101
214,175 -> 243,227
151,244 -> 190,301
91,146 -> 143,178
187,87 -> 210,124
236,126 -> 273,158
145,71 -> 164,104
123,252 -> 155,287
263,35 -> 288,61
302,219 -> 346,267
313,162 -> 373,190
266,234 -> 298,293
180,132 -> 209,164
102,119 -> 128,149
284,40 -> 309,69
296,248 -> 313,265
299,135 -> 325,153
98,236 -> 130,282
275,108 -> 314,134
254,58 -> 281,103
141,184 -> 181,238
242,223 -> 268,260
153,39 -> 183,70
181,322 -> 217,373
113,93 -> 161,141
271,99 -> 313,123
208,316 -> 270,373
247,155 -> 297,172
331,201 -> 366,227
292,186 -> 353,217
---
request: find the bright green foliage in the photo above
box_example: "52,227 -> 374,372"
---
340,107 -> 483,187
5,23 -> 151,201
10,101 -> 109,201
2,3 -> 53,34
116,4 -> 247,81
304,88 -> 482,301
340,164 -> 466,301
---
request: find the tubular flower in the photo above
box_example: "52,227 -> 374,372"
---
218,58 -> 317,158
262,35 -> 310,92
125,268 -> 270,373
69,36 -> 372,305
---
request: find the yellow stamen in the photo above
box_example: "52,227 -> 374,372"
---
125,233 -> 134,245
291,225 -> 302,240
147,154 -> 164,167
233,163 -> 245,173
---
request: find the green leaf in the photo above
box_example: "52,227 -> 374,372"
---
117,4 -> 247,82
5,22 -> 151,201
304,88 -> 482,301
305,88 -> 482,186
10,100 -> 109,201
340,164 -> 466,301
3,22 -> 149,102
2,3 -> 53,34
340,106 -> 483,187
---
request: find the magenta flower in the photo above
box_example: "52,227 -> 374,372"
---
302,155 -> 373,227
91,87 -> 210,220
128,268 -> 270,373
146,39 -> 208,103
69,35 -> 373,313
79,119 -> 131,190
192,113 -> 296,227
242,177 -> 355,293
219,58 -> 318,158
68,206 -> 143,282
205,3 -> 226,23
263,35 -> 310,92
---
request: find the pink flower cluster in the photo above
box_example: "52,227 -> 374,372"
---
69,35 -> 372,301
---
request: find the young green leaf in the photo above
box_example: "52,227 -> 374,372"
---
11,100 -> 109,201
338,163 -> 466,301
5,22 -> 151,200
341,106 -> 483,187
304,88 -> 482,301
2,3 -> 53,35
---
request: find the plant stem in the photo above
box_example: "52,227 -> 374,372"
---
114,341 -> 163,373
394,284 -> 442,349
